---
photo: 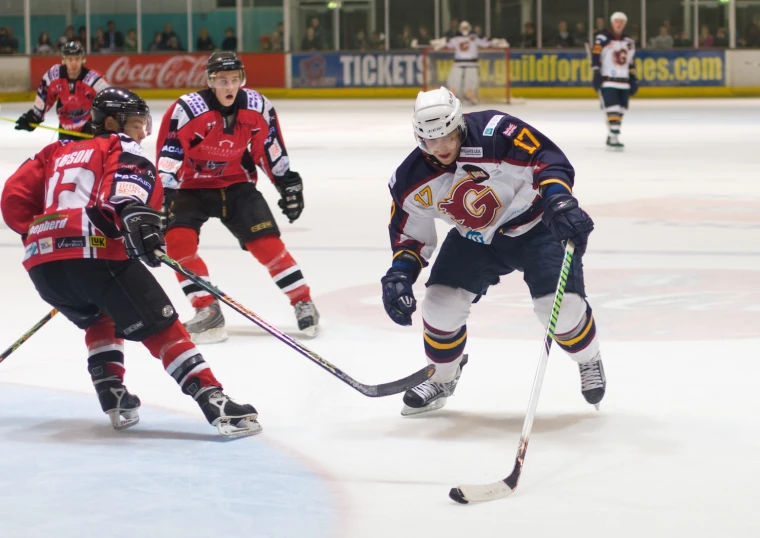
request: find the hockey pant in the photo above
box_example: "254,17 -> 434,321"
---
447,64 -> 479,102
601,87 -> 629,136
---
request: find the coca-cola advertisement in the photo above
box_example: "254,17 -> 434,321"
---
30,53 -> 285,91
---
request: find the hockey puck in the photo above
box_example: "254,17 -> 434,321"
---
448,488 -> 469,504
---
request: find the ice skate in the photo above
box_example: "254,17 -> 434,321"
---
606,134 -> 624,151
184,300 -> 228,344
193,386 -> 261,438
401,354 -> 468,416
294,300 -> 320,338
89,360 -> 141,430
579,354 -> 606,409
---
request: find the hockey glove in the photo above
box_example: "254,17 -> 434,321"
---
121,204 -> 166,267
592,70 -> 602,93
542,194 -> 594,257
161,188 -> 176,231
15,109 -> 39,132
381,268 -> 417,326
628,73 -> 639,96
277,171 -> 304,223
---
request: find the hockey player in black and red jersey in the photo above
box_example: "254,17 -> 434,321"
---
592,12 -> 637,149
156,51 -> 319,344
15,41 -> 110,140
1,87 -> 260,438
381,87 -> 606,416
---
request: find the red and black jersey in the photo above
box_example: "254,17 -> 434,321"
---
33,64 -> 110,131
156,88 -> 292,190
0,134 -> 162,271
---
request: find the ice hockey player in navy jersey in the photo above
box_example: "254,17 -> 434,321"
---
381,87 -> 606,416
592,12 -> 637,149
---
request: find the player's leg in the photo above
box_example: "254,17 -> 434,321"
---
165,189 -> 227,343
223,183 -> 320,337
446,64 -> 466,100
513,225 -> 605,406
601,87 -> 624,149
463,66 -> 479,105
401,229 -> 507,416
82,258 -> 260,436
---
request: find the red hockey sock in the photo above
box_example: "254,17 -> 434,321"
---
85,315 -> 125,382
245,236 -> 310,305
142,320 -> 221,390
166,227 -> 215,308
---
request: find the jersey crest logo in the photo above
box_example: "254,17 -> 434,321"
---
614,49 -> 628,66
438,178 -> 502,230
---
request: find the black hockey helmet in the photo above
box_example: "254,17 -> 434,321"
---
206,51 -> 246,85
91,87 -> 152,136
62,41 -> 84,57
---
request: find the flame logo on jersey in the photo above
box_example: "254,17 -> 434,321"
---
458,41 -> 471,51
188,158 -> 229,177
614,49 -> 628,66
438,176 -> 502,231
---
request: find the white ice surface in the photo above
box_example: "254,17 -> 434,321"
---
1,98 -> 759,537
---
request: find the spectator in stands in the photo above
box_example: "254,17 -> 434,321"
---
197,28 -> 215,51
649,25 -> 674,48
629,24 -> 641,46
574,22 -> 587,45
394,25 -> 414,49
165,35 -> 183,52
353,29 -> 368,50
445,18 -> 459,39
222,27 -> 237,51
57,26 -> 76,51
416,26 -> 431,46
474,24 -> 484,37
0,27 -> 19,54
594,16 -> 606,36
271,22 -> 284,52
35,32 -> 55,54
78,26 -> 87,45
301,27 -> 321,51
148,31 -> 164,52
713,27 -> 728,47
309,17 -> 326,49
673,30 -> 691,48
371,30 -> 386,49
92,28 -> 109,53
260,34 -> 272,52
552,21 -> 574,48
161,22 -> 182,50
521,21 -> 536,48
699,24 -> 714,47
124,28 -> 138,52
106,20 -> 123,51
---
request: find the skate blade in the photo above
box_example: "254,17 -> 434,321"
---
216,417 -> 262,438
401,397 -> 447,417
605,145 -> 624,152
189,327 -> 229,345
108,409 -> 140,431
594,403 -> 600,411
301,324 -> 320,339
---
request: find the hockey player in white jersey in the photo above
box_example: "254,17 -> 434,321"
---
432,21 -> 507,105
382,87 -> 606,416
592,12 -> 638,149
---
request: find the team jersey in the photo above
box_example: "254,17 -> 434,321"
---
447,33 -> 492,64
591,31 -> 636,89
156,88 -> 292,190
388,111 -> 575,267
33,64 -> 109,131
0,134 -> 161,271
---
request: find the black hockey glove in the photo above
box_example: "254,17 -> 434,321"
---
628,73 -> 639,96
15,109 -> 39,132
161,188 -> 177,232
121,204 -> 166,268
276,171 -> 304,223
542,194 -> 594,257
381,267 -> 417,326
592,70 -> 602,93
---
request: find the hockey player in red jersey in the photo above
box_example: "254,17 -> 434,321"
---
15,41 -> 110,141
156,51 -> 319,344
1,87 -> 260,438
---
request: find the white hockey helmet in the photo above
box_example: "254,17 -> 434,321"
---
610,12 -> 627,24
412,87 -> 466,154
459,20 -> 472,36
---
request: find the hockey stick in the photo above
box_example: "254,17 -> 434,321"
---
0,116 -> 93,139
157,252 -> 435,397
449,240 -> 575,504
0,309 -> 59,364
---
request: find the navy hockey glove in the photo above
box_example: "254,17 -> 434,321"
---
121,205 -> 166,267
15,109 -> 39,132
277,171 -> 304,223
628,73 -> 639,96
381,268 -> 417,326
542,194 -> 594,257
592,70 -> 602,93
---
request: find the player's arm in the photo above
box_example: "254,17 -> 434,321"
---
591,34 -> 606,91
16,69 -> 57,131
0,146 -> 53,236
628,40 -> 639,96
156,101 -> 185,191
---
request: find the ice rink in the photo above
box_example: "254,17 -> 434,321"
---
1,97 -> 759,537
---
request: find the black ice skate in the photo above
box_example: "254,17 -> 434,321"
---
89,361 -> 141,430
294,300 -> 320,338
579,355 -> 606,409
401,354 -> 468,416
188,382 -> 261,438
606,135 -> 624,151
184,300 -> 228,344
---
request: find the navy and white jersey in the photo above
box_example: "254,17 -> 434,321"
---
592,31 -> 636,89
388,111 -> 575,266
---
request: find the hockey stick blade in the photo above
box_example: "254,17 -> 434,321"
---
158,252 -> 435,397
449,462 -> 520,504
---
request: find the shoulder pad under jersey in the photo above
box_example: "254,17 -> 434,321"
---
242,88 -> 265,113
